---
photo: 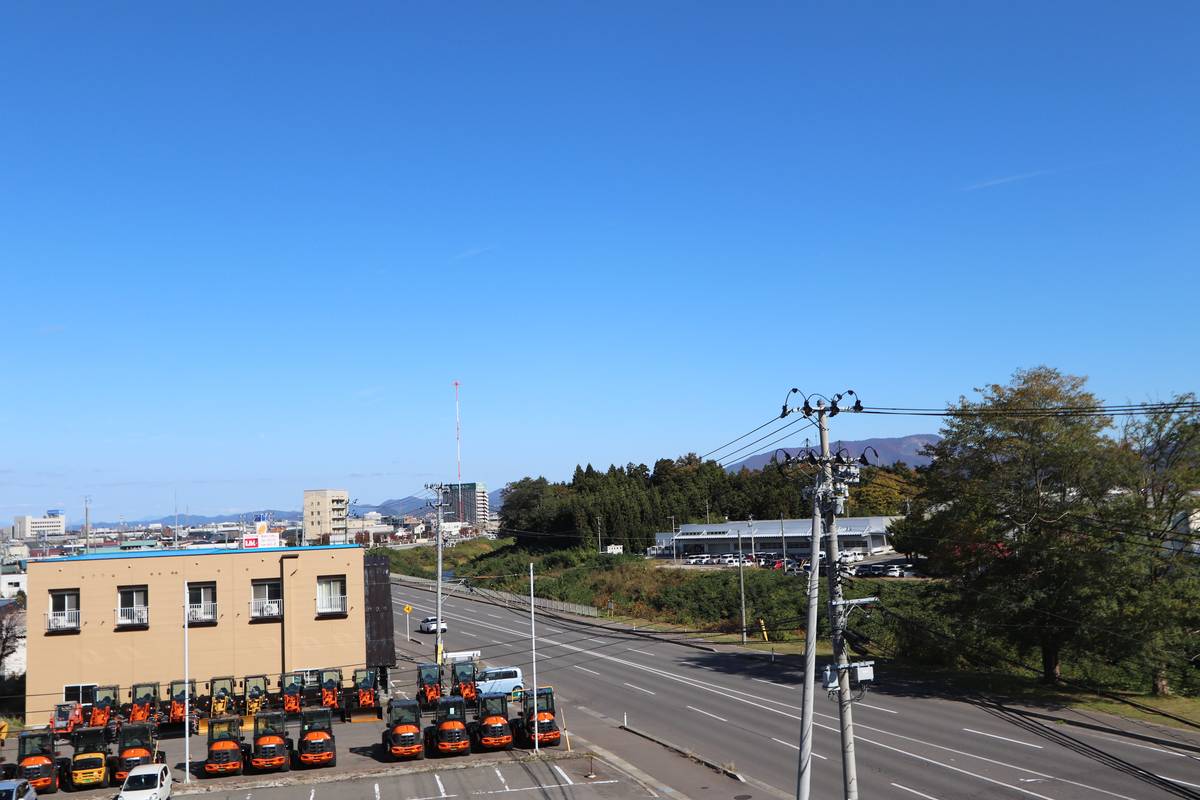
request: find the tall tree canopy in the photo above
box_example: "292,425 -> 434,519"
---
892,368 -> 1200,691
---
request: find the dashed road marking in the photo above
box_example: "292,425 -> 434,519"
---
686,705 -> 727,722
626,648 -> 655,656
770,736 -> 826,759
573,665 -> 601,676
623,682 -> 655,695
963,728 -> 1043,749
891,783 -> 940,800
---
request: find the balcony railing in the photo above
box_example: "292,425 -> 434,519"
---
250,598 -> 283,619
316,595 -> 347,615
115,606 -> 150,627
45,610 -> 80,632
187,601 -> 218,623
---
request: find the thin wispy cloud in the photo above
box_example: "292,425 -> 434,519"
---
452,245 -> 496,262
962,169 -> 1054,192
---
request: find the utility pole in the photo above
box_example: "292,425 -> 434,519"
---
819,401 -> 859,799
427,484 -> 448,667
784,390 -> 865,800
595,516 -> 603,553
669,515 -> 676,563
796,465 -> 822,800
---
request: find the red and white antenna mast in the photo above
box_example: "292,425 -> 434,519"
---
453,380 -> 462,480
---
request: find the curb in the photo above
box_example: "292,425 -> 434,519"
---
568,733 -> 692,800
619,723 -> 744,783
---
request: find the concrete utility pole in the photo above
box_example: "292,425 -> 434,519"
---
595,516 -> 603,553
797,463 -> 822,800
427,484 -> 448,666
820,402 -> 860,800
529,562 -> 539,755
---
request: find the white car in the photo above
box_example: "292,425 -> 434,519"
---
477,666 -> 524,699
118,763 -> 172,800
419,616 -> 447,633
685,555 -> 706,565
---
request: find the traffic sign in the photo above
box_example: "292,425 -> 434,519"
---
403,604 -> 413,614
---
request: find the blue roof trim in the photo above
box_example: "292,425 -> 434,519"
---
34,545 -> 361,564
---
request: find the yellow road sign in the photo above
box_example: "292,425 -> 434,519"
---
403,604 -> 413,614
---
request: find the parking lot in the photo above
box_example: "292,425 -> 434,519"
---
172,756 -> 648,799
664,550 -> 925,577
0,702 -> 591,799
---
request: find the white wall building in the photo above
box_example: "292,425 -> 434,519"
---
13,514 -> 66,541
303,489 -> 349,544
670,516 -> 898,559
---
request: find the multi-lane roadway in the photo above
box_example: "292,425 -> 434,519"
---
393,579 -> 1200,800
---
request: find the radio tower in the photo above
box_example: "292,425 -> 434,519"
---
453,381 -> 464,524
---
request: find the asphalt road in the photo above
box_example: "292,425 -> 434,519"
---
394,580 -> 1200,800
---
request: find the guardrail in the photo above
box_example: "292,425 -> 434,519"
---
391,574 -> 599,617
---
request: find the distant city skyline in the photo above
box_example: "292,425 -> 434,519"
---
3,3 -> 1196,521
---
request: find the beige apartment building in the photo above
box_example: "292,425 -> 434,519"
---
303,489 -> 349,544
26,545 -> 368,720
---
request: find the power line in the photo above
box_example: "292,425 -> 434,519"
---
700,415 -> 785,460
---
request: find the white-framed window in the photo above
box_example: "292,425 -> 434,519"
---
117,586 -> 149,626
187,582 -> 217,623
316,575 -> 347,615
47,589 -> 80,631
250,580 -> 282,618
64,683 -> 97,704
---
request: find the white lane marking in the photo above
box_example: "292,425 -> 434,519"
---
753,678 -> 793,688
857,702 -> 898,714
624,682 -> 655,695
854,729 -> 1057,800
490,640 -> 504,645
308,791 -> 315,800
627,648 -> 655,656
573,665 -> 601,676
487,613 -> 503,619
469,781 -> 617,796
435,773 -> 447,797
404,593 -> 1138,800
963,728 -> 1043,749
459,631 -> 479,638
686,705 -> 727,722
769,736 -> 826,759
543,627 -> 563,633
891,783 -> 940,800
374,782 -> 381,800
1073,729 -> 1200,760
552,764 -> 574,785
493,767 -> 509,790
1161,775 -> 1200,789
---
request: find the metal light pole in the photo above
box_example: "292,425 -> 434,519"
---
182,582 -> 191,783
529,562 -> 538,754
737,527 -> 747,645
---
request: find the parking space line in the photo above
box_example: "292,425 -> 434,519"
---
470,781 -> 618,795
686,705 -> 727,722
494,766 -> 509,790
624,682 -> 656,695
963,728 -> 1042,749
573,665 -> 602,676
552,764 -> 574,785
891,783 -> 940,800
436,773 -> 448,797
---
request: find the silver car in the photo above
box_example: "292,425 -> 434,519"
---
0,780 -> 37,800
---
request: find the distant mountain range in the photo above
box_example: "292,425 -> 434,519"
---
88,509 -> 300,529
723,434 -> 939,472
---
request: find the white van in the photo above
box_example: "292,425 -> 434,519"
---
477,666 -> 524,700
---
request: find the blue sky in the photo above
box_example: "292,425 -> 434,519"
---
2,2 -> 1197,522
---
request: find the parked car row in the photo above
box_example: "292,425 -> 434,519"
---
683,550 -> 867,568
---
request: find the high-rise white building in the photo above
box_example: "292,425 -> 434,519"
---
302,489 -> 349,544
13,513 -> 66,541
